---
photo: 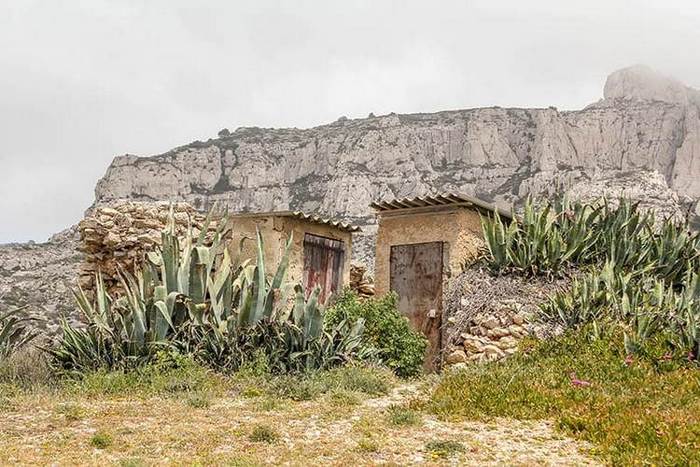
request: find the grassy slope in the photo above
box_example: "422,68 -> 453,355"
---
430,331 -> 700,465
0,360 -> 598,466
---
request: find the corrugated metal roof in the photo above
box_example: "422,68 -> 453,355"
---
230,210 -> 361,232
370,192 -> 512,218
289,211 -> 362,232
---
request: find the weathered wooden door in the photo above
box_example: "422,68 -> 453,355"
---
303,233 -> 345,303
390,242 -> 443,371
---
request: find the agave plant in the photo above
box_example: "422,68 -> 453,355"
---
0,305 -> 38,361
53,206 -> 368,373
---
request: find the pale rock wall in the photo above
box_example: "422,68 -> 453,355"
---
93,66 -> 700,267
0,228 -> 83,337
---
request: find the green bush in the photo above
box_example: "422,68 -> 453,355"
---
386,404 -> 421,426
429,329 -> 700,465
325,291 -> 427,377
90,430 -> 113,449
248,424 -> 279,443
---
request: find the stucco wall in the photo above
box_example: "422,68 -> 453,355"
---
374,207 -> 484,296
227,214 -> 352,291
279,217 -> 353,290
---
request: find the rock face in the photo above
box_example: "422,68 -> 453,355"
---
0,228 -> 83,337
3,65 -> 700,337
94,66 -> 700,265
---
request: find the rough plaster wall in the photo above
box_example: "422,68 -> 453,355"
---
227,215 -> 352,290
282,217 -> 353,291
227,216 -> 285,278
374,208 -> 485,295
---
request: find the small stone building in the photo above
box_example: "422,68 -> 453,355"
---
228,211 -> 360,303
371,193 -> 511,370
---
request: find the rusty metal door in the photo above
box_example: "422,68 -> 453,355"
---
390,242 -> 443,371
303,233 -> 345,304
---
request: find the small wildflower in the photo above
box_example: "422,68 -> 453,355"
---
569,372 -> 591,387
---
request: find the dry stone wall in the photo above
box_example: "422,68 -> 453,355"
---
443,266 -> 572,367
78,201 -> 219,294
349,264 -> 375,298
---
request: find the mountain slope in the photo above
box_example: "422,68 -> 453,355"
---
94,66 -> 700,263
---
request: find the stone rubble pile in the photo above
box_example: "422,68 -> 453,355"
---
349,264 -> 375,298
443,267 -> 571,368
78,201 -> 219,294
445,300 -> 529,366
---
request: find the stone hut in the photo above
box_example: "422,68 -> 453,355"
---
371,192 -> 511,370
228,211 -> 360,303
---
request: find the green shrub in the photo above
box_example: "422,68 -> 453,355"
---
185,392 -> 211,409
429,329 -> 700,465
356,437 -> 379,453
425,440 -> 465,458
55,403 -> 86,421
386,404 -> 421,426
325,291 -> 427,377
90,430 -> 113,449
248,424 -> 278,443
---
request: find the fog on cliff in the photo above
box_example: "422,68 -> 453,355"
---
1,0 -> 699,243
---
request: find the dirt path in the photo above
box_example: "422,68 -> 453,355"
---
0,383 -> 600,466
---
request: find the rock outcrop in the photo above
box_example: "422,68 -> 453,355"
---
3,65 -> 700,337
94,66 -> 700,266
0,228 -> 83,337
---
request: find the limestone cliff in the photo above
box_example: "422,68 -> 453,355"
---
94,66 -> 700,264
2,65 -> 700,336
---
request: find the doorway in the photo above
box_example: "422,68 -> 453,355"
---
389,241 -> 443,371
302,233 -> 345,304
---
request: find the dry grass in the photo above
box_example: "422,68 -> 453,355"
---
0,370 -> 599,466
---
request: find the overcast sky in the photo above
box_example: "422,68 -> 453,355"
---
1,0 -> 699,243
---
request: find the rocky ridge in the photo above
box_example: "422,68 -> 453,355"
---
0,228 -> 83,337
94,65 -> 700,265
2,65 -> 699,336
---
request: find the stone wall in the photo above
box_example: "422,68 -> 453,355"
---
443,266 -> 572,366
78,201 -> 219,294
349,264 -> 375,298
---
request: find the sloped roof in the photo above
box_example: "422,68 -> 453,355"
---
370,192 -> 512,218
230,210 -> 361,232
